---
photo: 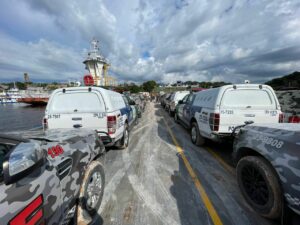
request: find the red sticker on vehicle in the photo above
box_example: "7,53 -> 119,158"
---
48,145 -> 64,158
9,195 -> 43,225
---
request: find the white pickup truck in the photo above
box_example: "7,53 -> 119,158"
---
182,84 -> 283,145
43,87 -> 136,149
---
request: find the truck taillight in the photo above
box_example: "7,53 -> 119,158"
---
279,113 -> 284,123
107,116 -> 117,134
43,118 -> 48,130
209,113 -> 220,132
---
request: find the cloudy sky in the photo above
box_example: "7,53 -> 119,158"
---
0,0 -> 299,84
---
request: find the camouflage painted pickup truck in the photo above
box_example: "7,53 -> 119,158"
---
233,124 -> 300,221
0,129 -> 105,225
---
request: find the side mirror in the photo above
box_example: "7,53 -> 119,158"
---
3,142 -> 45,185
178,100 -> 183,104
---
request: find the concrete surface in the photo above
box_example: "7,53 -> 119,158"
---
93,102 -> 278,225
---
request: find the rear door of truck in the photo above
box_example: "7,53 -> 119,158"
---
218,87 -> 280,133
47,89 -> 107,131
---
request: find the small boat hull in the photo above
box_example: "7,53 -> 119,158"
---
17,97 -> 48,106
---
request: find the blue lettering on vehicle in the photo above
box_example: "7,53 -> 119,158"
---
120,107 -> 132,122
120,107 -> 127,116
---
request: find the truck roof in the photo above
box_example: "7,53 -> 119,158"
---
48,86 -> 125,112
214,84 -> 273,91
192,84 -> 278,109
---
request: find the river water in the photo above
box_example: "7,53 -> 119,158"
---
0,103 -> 45,132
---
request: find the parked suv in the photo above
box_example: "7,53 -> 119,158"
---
174,93 -> 194,124
161,93 -> 171,108
164,92 -> 174,111
168,91 -> 190,116
44,87 -> 134,149
183,84 -> 283,146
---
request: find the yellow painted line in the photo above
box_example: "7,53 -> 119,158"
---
162,117 -> 223,225
205,147 -> 235,175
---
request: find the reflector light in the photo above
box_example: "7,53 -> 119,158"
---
43,118 -> 48,130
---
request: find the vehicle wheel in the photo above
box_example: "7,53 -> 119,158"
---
236,156 -> 282,219
119,124 -> 129,149
78,161 -> 105,222
190,122 -> 205,146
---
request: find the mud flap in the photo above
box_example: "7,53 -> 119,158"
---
77,206 -> 92,225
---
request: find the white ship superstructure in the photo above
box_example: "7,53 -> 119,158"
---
0,83 -> 22,104
83,39 -> 117,86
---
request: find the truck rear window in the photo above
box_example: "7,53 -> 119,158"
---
221,89 -> 273,107
50,92 -> 105,113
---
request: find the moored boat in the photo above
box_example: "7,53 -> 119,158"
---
17,97 -> 48,106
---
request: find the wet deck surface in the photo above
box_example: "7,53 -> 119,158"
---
93,102 -> 278,225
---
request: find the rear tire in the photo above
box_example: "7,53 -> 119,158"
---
118,124 -> 129,149
190,122 -> 205,146
236,156 -> 282,219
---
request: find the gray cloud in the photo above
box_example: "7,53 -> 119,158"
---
0,0 -> 300,84
254,46 -> 300,63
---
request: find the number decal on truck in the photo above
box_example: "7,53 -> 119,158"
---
221,110 -> 234,115
254,133 -> 284,149
48,114 -> 60,119
48,145 -> 64,158
93,113 -> 106,118
265,110 -> 278,116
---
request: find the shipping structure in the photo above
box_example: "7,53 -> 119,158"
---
83,39 -> 117,87
0,84 -> 21,104
17,87 -> 50,106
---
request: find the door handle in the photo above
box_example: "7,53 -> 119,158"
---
73,124 -> 82,128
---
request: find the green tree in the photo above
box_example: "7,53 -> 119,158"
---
266,71 -> 300,90
128,84 -> 142,93
142,80 -> 157,92
15,82 -> 26,90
